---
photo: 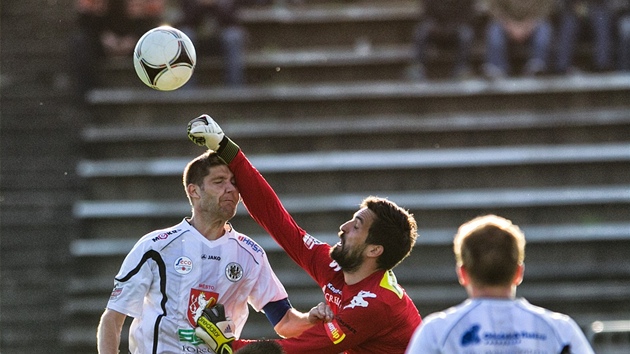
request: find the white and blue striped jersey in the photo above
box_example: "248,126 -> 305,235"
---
405,298 -> 594,354
106,218 -> 288,354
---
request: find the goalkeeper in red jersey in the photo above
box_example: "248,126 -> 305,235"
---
188,115 -> 422,354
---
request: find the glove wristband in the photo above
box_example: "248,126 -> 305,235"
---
217,136 -> 240,164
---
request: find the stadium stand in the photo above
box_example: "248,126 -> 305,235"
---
2,0 -> 630,353
64,0 -> 630,352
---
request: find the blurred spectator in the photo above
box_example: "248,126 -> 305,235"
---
482,0 -> 555,78
554,0 -> 614,74
616,0 -> 630,71
177,0 -> 246,86
72,0 -> 165,95
407,0 -> 476,81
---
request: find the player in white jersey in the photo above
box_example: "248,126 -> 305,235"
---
97,151 -> 328,354
405,214 -> 594,354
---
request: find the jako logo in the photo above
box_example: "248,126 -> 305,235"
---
461,325 -> 481,346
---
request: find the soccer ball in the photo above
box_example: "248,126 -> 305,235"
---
133,26 -> 197,91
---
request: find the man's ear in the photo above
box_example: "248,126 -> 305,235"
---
456,265 -> 469,286
366,244 -> 383,258
187,183 -> 201,200
513,263 -> 525,286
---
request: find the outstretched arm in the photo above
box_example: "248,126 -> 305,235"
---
188,115 -> 333,283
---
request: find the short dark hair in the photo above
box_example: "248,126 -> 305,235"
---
183,150 -> 227,202
363,196 -> 418,270
454,215 -> 526,286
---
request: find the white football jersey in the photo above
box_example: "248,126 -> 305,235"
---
106,219 -> 288,354
405,298 -> 594,354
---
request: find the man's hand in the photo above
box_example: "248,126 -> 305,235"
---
187,114 -> 225,150
195,304 -> 235,354
308,302 -> 334,324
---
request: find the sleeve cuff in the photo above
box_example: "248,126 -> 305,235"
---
216,136 -> 240,164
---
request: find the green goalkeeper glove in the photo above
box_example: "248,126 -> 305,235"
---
187,114 -> 225,151
195,304 -> 235,354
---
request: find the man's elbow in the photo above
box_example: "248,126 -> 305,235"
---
273,310 -> 308,338
273,318 -> 296,338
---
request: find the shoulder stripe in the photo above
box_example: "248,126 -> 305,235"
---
115,250 -> 168,354
230,237 -> 262,265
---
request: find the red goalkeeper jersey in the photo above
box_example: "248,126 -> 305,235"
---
229,150 -> 422,354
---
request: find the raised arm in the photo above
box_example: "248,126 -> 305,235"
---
187,115 -> 333,282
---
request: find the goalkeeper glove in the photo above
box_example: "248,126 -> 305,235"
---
195,304 -> 235,354
187,114 -> 225,151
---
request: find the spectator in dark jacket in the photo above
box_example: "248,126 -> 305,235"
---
408,0 -> 476,80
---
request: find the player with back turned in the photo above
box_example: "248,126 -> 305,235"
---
405,214 -> 595,354
187,115 -> 422,354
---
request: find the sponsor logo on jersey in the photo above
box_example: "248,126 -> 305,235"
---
324,283 -> 343,309
178,328 -> 205,346
343,290 -> 377,309
237,235 -> 264,255
109,283 -> 123,301
201,254 -> 221,261
326,283 -> 342,295
180,345 -> 214,353
325,292 -> 342,310
325,320 -> 346,344
302,233 -> 323,249
461,324 -> 548,347
225,262 -> 243,282
461,325 -> 481,346
175,256 -> 193,274
187,288 -> 219,326
152,229 -> 180,242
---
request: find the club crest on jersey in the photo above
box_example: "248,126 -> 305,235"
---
225,262 -> 243,282
344,290 -> 377,309
187,288 -> 219,326
174,256 -> 193,274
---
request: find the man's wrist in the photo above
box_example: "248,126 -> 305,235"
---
216,136 -> 240,164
